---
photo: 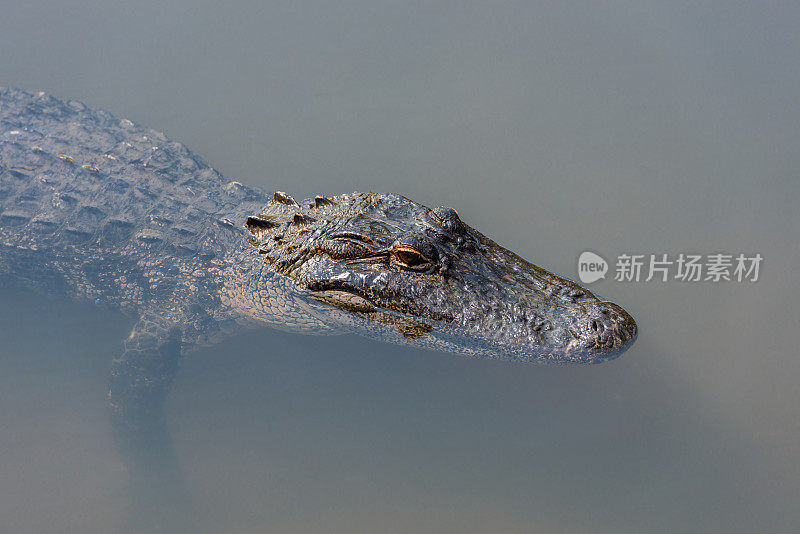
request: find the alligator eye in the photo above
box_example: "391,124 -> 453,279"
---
392,246 -> 431,270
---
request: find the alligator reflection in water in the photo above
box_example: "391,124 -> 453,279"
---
0,88 -> 636,524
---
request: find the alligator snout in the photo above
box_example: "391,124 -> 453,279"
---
571,301 -> 638,361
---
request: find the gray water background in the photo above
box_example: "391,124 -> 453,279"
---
1,2 -> 799,532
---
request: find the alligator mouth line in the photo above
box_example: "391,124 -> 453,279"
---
310,289 -> 436,340
307,281 -> 455,324
311,289 -> 377,313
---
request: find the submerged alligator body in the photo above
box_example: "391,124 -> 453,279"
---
0,88 -> 636,478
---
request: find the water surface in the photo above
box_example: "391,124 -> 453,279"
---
1,2 -> 799,532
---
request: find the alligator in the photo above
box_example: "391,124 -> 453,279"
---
0,87 -> 636,485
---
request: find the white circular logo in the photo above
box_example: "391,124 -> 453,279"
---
578,251 -> 608,284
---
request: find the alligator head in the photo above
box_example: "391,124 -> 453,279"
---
245,191 -> 637,363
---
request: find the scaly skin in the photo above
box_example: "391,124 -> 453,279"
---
0,87 -> 636,488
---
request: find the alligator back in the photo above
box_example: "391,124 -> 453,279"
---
0,88 -> 266,313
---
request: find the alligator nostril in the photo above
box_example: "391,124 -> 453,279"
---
590,319 -> 606,333
590,319 -> 605,333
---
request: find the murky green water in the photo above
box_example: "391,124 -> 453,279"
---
1,2 -> 799,532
